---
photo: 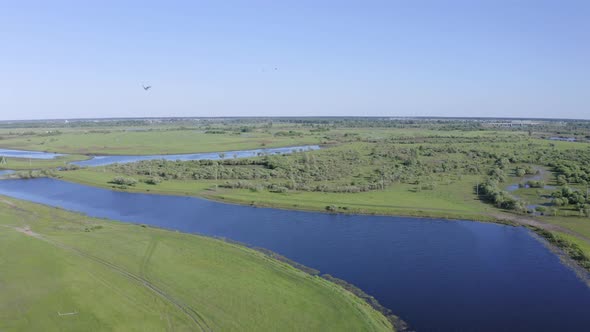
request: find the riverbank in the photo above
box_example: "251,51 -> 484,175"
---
0,196 -> 394,331
3,177 -> 590,331
55,168 -> 496,221
51,168 -> 590,276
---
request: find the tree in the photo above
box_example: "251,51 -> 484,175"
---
547,207 -> 559,216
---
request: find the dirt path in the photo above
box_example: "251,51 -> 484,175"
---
490,212 -> 590,243
4,224 -> 211,332
14,225 -> 42,238
0,198 -> 16,207
140,235 -> 159,278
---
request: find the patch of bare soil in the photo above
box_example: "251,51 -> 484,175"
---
14,226 -> 41,238
0,198 -> 16,207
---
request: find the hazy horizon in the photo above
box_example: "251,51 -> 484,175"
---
1,1 -> 589,120
1,115 -> 589,122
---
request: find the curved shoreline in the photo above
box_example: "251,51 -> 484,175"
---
44,173 -> 590,277
0,143 -> 325,157
2,177 -> 590,330
0,196 -> 395,331
0,144 -> 321,167
7,169 -> 589,246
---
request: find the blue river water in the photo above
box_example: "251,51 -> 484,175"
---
71,145 -> 320,167
0,178 -> 589,331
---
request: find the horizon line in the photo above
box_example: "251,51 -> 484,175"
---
1,115 -> 590,122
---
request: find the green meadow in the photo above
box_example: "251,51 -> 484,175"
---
0,128 -> 321,155
0,154 -> 89,170
56,168 -> 494,221
0,197 -> 392,331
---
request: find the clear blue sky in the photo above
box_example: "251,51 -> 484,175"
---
1,0 -> 588,120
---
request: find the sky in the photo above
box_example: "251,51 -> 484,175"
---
1,0 -> 589,120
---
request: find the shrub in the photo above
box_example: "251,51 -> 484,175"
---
110,176 -> 137,186
325,205 -> 337,212
144,176 -> 162,185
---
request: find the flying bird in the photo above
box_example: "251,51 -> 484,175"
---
142,84 -> 152,91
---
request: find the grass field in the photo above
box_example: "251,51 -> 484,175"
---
2,125 -> 574,156
56,168 -> 495,221
0,197 -> 393,331
544,216 -> 590,240
0,154 -> 89,170
203,180 -> 495,220
0,129 -> 322,155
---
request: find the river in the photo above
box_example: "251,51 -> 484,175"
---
0,145 -> 320,166
0,177 -> 589,331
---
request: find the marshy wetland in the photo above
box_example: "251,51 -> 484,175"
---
2,117 -> 590,331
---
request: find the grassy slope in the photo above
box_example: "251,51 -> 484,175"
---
0,130 -> 321,155
0,197 -> 392,332
543,216 -> 590,240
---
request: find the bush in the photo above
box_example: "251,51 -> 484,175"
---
525,180 -> 545,188
478,178 -> 523,211
535,206 -> 547,214
325,205 -> 337,212
110,176 -> 137,186
268,184 -> 288,193
144,176 -> 162,185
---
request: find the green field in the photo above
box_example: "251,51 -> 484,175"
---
0,154 -> 89,170
56,168 -> 495,221
0,129 -> 321,155
0,197 -> 393,331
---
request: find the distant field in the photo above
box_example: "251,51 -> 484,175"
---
0,197 -> 392,331
0,154 -> 89,170
0,125 -> 559,156
0,129 -> 322,155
